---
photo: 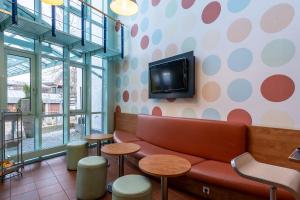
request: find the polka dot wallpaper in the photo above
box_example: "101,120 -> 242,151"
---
114,0 -> 300,130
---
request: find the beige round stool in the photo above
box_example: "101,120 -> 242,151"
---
76,156 -> 108,200
112,175 -> 152,200
66,140 -> 88,170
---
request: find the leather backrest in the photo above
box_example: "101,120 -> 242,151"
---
136,115 -> 247,163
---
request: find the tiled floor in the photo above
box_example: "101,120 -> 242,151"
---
0,149 -> 201,200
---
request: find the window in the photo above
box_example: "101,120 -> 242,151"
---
90,56 -> 103,133
70,52 -> 84,63
41,57 -> 64,149
91,23 -> 103,45
70,114 -> 86,141
91,68 -> 102,112
70,66 -> 83,111
70,13 -> 81,38
42,3 -> 64,31
4,32 -> 34,52
42,116 -> 63,149
1,0 -> 106,160
42,42 -> 63,58
42,58 -> 63,115
18,0 -> 34,13
91,0 -> 103,22
4,115 -> 35,155
91,113 -> 102,134
70,0 -> 81,10
7,55 -> 31,113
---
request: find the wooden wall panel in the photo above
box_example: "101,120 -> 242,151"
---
115,112 -> 300,170
248,126 -> 300,170
114,112 -> 138,134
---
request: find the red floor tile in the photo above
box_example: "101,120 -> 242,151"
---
10,182 -> 36,196
10,190 -> 39,200
40,191 -> 69,200
37,183 -> 63,198
35,176 -> 59,189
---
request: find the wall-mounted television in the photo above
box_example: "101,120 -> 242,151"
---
149,51 -> 195,99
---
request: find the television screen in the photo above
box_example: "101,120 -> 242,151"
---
150,58 -> 188,93
149,51 -> 195,99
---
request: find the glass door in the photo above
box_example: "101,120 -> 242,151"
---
41,57 -> 64,149
5,50 -> 35,154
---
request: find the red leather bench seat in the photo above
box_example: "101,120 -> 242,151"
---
114,114 -> 294,200
133,141 -> 206,166
113,130 -> 140,143
188,160 -> 294,200
136,115 -> 247,163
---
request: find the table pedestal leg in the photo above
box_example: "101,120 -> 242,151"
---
107,181 -> 113,193
97,141 -> 101,156
107,155 -> 125,193
270,186 -> 277,200
118,155 -> 124,177
161,176 -> 168,200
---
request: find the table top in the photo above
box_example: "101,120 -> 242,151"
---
139,154 -> 191,177
101,143 -> 140,155
85,134 -> 113,141
289,149 -> 300,163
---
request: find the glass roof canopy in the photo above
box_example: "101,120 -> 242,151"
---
1,0 -> 121,77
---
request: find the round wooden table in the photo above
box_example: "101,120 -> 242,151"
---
139,154 -> 191,200
85,134 -> 113,156
101,143 -> 141,192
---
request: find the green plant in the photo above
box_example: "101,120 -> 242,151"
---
23,84 -> 30,98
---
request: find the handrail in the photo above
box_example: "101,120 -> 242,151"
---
78,0 -> 124,26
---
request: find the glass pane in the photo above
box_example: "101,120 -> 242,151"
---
42,4 -> 63,31
70,115 -> 85,141
91,68 -> 102,112
70,0 -> 81,10
3,114 -> 22,159
42,2 -> 52,24
42,58 -> 63,115
91,56 -> 102,67
18,0 -> 34,13
91,23 -> 103,45
70,13 -> 81,38
91,0 -> 103,22
4,32 -> 34,52
42,42 -> 63,58
91,113 -> 102,134
22,116 -> 35,153
3,115 -> 35,155
42,116 -> 63,149
70,52 -> 84,63
70,66 -> 83,110
7,55 -> 31,113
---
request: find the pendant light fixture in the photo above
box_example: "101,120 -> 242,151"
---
110,0 -> 138,16
41,0 -> 63,6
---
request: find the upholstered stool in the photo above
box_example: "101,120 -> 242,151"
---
76,156 -> 108,199
112,175 -> 152,200
66,140 -> 88,170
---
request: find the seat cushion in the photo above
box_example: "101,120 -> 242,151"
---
112,175 -> 152,198
136,115 -> 247,162
188,160 -> 294,200
78,156 -> 107,169
113,130 -> 140,143
132,141 -> 205,166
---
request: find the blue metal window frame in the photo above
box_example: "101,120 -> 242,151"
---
0,0 -> 111,160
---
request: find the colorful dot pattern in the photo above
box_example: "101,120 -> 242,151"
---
115,1 -> 298,130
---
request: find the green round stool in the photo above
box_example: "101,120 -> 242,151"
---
66,140 -> 88,170
112,175 -> 152,200
76,156 -> 108,200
